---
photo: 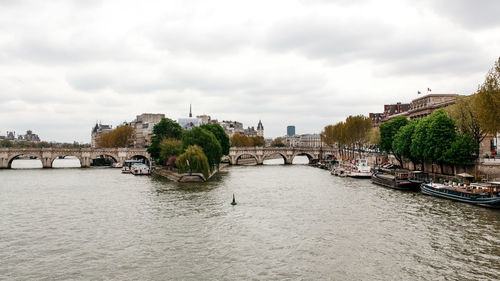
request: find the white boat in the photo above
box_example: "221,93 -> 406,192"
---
130,163 -> 151,175
346,159 -> 371,178
121,160 -> 142,174
112,162 -> 123,168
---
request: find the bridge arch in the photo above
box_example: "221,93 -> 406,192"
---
291,152 -> 315,164
128,154 -> 150,165
263,152 -> 289,164
235,153 -> 259,165
49,153 -> 83,168
8,153 -> 43,168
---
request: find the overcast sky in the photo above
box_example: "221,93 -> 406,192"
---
1,0 -> 499,143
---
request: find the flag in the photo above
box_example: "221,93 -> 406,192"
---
417,91 -> 422,94
427,88 -> 432,92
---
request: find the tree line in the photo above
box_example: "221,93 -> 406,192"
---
0,139 -> 90,148
320,115 -> 374,158
378,57 -> 500,174
321,57 -> 500,171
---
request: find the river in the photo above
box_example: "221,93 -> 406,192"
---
1,158 -> 499,280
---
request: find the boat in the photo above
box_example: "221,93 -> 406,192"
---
371,170 -> 420,190
130,163 -> 151,175
331,161 -> 347,177
420,182 -> 500,208
121,159 -> 142,174
112,162 -> 123,168
346,159 -> 371,178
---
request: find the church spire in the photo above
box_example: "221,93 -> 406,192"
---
189,104 -> 192,117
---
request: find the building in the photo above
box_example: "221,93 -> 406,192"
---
406,94 -> 459,120
369,113 -> 384,127
196,115 -> 211,125
282,133 -> 324,148
130,113 -> 165,147
257,120 -> 264,137
287,125 -> 295,136
178,105 -> 201,131
372,94 -> 460,124
91,123 -> 113,148
384,102 -> 410,116
0,130 -> 40,142
18,130 -> 40,142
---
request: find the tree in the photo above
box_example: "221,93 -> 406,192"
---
379,116 -> 409,166
476,57 -> 500,136
321,125 -> 336,146
251,136 -> 266,147
366,127 -> 380,148
97,125 -> 135,148
410,117 -> 431,171
0,139 -> 13,148
200,124 -> 230,155
344,115 -> 372,157
271,137 -> 285,147
159,138 -> 184,165
181,127 -> 222,169
147,118 -> 183,160
426,109 -> 457,173
176,145 -> 210,179
230,134 -> 264,147
444,135 -> 477,175
392,119 -> 419,168
446,95 -> 486,152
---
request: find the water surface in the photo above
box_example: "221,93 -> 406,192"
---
1,161 -> 499,280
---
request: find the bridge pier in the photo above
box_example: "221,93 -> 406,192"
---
0,154 -> 8,168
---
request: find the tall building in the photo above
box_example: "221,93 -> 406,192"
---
287,125 -> 295,136
130,113 -> 165,147
257,120 -> 264,137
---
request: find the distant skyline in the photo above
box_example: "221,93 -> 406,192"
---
1,0 -> 499,143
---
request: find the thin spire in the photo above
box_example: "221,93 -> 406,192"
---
189,104 -> 192,117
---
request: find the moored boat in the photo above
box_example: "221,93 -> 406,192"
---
371,170 -> 420,190
130,163 -> 151,175
420,182 -> 500,208
121,159 -> 142,174
346,159 -> 371,178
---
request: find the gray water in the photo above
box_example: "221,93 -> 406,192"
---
1,159 -> 499,280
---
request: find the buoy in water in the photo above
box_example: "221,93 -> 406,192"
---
231,194 -> 237,205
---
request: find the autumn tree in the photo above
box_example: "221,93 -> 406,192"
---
97,125 -> 135,148
476,57 -> 500,136
446,95 -> 486,152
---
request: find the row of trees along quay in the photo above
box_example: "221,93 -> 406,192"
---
321,57 -> 500,176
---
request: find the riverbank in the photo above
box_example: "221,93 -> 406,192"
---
152,163 -> 229,182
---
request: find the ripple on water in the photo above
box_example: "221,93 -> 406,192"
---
0,166 -> 499,280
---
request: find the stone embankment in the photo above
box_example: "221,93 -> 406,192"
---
152,164 -> 228,182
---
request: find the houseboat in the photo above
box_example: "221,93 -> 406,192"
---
420,182 -> 500,208
371,170 -> 420,190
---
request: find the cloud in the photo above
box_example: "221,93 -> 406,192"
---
429,0 -> 500,29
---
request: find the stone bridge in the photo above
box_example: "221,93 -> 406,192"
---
0,148 -> 149,168
228,147 -> 337,165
